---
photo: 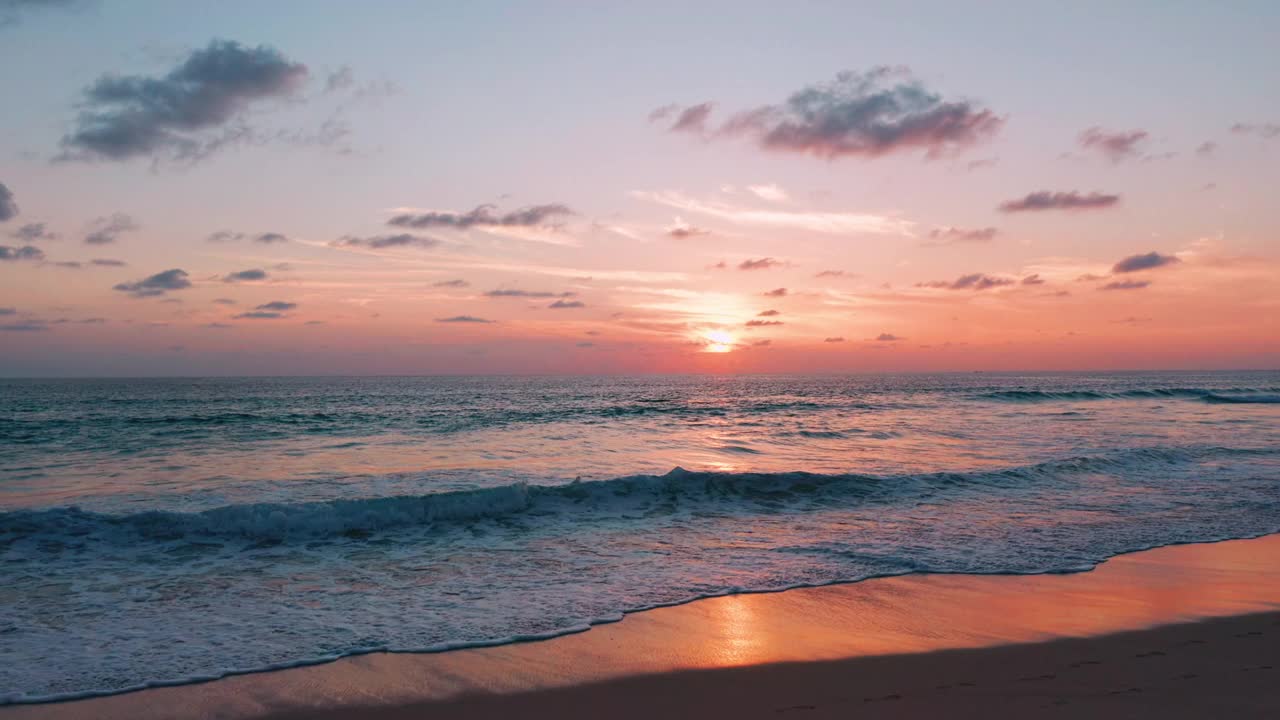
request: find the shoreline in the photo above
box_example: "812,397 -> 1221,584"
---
8,532 -> 1280,719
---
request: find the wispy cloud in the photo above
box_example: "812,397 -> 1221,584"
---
0,245 -> 44,261
84,213 -> 139,245
738,257 -> 782,271
632,190 -> 914,236
998,191 -> 1120,213
746,183 -> 789,202
1099,279 -> 1150,291
485,289 -> 577,299
1078,127 -> 1148,163
665,217 -> 710,239
548,299 -> 585,309
924,226 -> 997,245
917,273 -> 1014,290
333,233 -> 441,249
113,268 -> 190,297
223,268 -> 268,282
1112,251 -> 1180,274
436,315 -> 495,324
1230,123 -> 1280,139
387,203 -> 573,230
10,222 -> 57,241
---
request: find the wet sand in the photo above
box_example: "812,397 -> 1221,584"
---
8,534 -> 1280,719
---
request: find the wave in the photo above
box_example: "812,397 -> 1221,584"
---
978,387 -> 1280,403
4,445 -> 1271,546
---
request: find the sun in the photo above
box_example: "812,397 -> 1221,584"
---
703,330 -> 735,353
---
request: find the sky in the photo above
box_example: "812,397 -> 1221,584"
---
1,0 -> 1277,376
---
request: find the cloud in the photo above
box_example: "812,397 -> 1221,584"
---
997,191 -> 1120,213
333,233 -> 440,249
763,287 -> 788,297
436,315 -> 495,323
1196,141 -> 1217,156
661,67 -> 1002,160
0,307 -> 13,315
633,190 -> 913,236
256,301 -> 296,311
917,273 -> 1015,290
823,336 -> 845,343
211,297 -> 237,305
485,289 -> 576,299
0,0 -> 79,27
745,319 -> 783,327
387,203 -> 574,230
84,213 -> 139,244
324,66 -> 354,93
0,181 -> 17,221
0,322 -> 50,332
206,230 -> 245,243
548,299 -> 585,309
1230,123 -> 1280,139
670,102 -> 714,133
204,322 -> 232,328
59,39 -> 309,162
757,309 -> 781,317
1111,251 -> 1180,273
113,268 -> 190,297
11,222 -> 57,241
0,245 -> 44,261
1021,274 -> 1045,285
234,311 -> 283,319
738,257 -> 781,271
1099,279 -> 1150,291
254,232 -> 288,244
875,333 -> 903,341
751,339 -> 773,347
925,226 -> 997,245
814,270 -> 846,278
223,268 -> 268,282
746,183 -> 789,202
432,279 -> 469,288
665,217 -> 710,239
90,258 -> 126,266
1078,127 -> 1148,163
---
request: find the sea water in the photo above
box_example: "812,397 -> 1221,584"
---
1,372 -> 1278,701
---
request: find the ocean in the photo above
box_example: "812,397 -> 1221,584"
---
2,371 -> 1278,702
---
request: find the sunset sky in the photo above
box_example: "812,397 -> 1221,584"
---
1,1 -> 1277,376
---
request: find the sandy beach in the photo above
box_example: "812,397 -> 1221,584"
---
9,534 -> 1280,719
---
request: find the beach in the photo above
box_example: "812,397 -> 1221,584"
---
10,533 -> 1280,719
